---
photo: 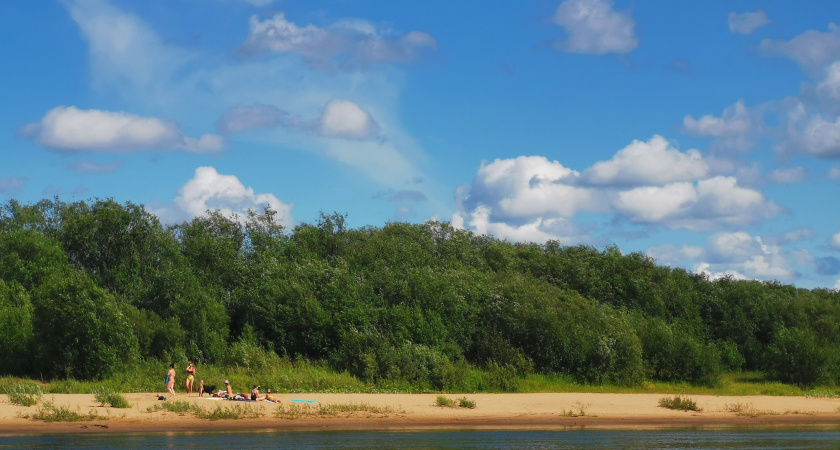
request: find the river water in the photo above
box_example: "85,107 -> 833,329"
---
2,429 -> 840,449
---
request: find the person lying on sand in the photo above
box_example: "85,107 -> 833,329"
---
265,389 -> 279,403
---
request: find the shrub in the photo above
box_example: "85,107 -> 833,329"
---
458,397 -> 476,409
93,387 -> 131,408
435,395 -> 455,407
658,396 -> 701,411
5,384 -> 42,407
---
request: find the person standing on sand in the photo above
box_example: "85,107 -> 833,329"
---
166,363 -> 176,399
185,362 -> 196,396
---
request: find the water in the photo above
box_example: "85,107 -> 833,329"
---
2,429 -> 839,449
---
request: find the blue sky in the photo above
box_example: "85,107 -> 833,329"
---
3,0 -> 840,289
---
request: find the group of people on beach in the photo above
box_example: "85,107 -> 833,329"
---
164,362 -> 278,403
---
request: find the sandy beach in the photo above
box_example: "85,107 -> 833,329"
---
1,392 -> 839,434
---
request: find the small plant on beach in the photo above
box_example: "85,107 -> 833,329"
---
561,401 -> 590,417
93,388 -> 131,408
436,395 -> 456,408
201,404 -> 261,420
4,384 -> 43,407
724,402 -> 778,418
25,400 -> 107,422
658,396 -> 701,411
458,397 -> 476,409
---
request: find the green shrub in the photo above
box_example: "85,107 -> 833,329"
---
435,395 -> 455,407
4,384 -> 42,406
658,396 -> 701,411
766,328 -> 825,386
27,401 -> 106,422
458,397 -> 476,409
93,387 -> 131,408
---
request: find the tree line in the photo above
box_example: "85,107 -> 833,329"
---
1,198 -> 839,388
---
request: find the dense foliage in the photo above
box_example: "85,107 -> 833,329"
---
1,198 -> 839,388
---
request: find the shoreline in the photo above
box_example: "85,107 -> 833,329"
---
2,393 -> 839,434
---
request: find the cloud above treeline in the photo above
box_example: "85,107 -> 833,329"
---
151,166 -> 294,227
21,106 -> 224,154
453,135 -> 782,243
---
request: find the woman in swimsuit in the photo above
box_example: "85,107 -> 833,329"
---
185,362 -> 196,396
250,385 -> 264,401
166,363 -> 176,399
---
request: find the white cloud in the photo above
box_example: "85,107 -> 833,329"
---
708,231 -> 763,261
0,176 -> 27,194
768,167 -> 807,183
834,279 -> 840,291
552,0 -> 638,55
319,100 -> 376,139
241,13 -> 436,70
463,156 -> 600,221
694,232 -> 793,281
830,167 -> 840,179
67,161 -> 124,173
694,262 -> 747,281
728,11 -> 771,35
816,62 -> 840,103
682,100 -> 754,152
583,135 -> 708,186
832,231 -> 840,249
21,106 -> 223,154
798,115 -> 840,157
760,23 -> 840,75
776,228 -> 814,245
614,177 -> 782,231
153,166 -> 294,227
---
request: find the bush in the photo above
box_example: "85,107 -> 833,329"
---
435,395 -> 455,407
766,328 -> 825,386
93,387 -> 131,408
4,384 -> 42,406
658,396 -> 701,411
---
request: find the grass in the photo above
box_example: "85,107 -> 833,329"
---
4,384 -> 43,407
658,396 -> 701,411
436,395 -> 455,407
435,395 -> 476,409
561,401 -> 591,417
93,387 -> 131,408
3,365 -> 840,398
146,400 -> 262,420
275,402 -> 400,419
23,400 -> 108,422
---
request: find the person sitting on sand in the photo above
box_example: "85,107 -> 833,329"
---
166,363 -> 176,399
224,380 -> 234,398
185,362 -> 196,396
251,385 -> 264,402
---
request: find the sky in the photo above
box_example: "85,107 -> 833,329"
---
2,0 -> 840,290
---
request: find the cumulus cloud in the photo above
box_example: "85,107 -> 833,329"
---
775,228 -> 814,245
552,0 -> 637,55
760,23 -> 840,75
768,167 -> 807,183
831,167 -> 840,179
241,13 -> 437,70
614,176 -> 782,231
319,100 -> 377,139
0,176 -> 27,194
692,232 -> 794,281
694,262 -> 747,281
21,106 -> 224,154
728,11 -> 771,35
583,135 -> 708,186
816,62 -> 840,103
153,166 -> 294,227
682,100 -> 754,152
67,160 -> 124,174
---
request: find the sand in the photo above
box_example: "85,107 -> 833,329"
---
1,392 -> 839,434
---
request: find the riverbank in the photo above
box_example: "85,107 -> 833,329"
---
1,392 -> 840,434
